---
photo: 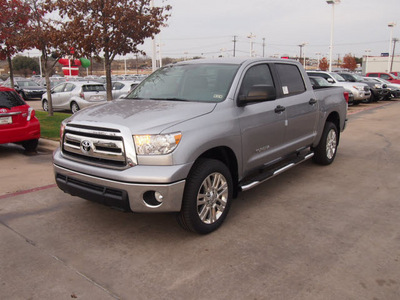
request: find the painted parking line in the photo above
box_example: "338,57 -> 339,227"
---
0,184 -> 57,200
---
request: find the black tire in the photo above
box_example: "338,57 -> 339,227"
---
71,102 -> 80,114
352,101 -> 360,106
22,139 -> 39,152
177,159 -> 233,234
312,122 -> 338,165
42,100 -> 48,111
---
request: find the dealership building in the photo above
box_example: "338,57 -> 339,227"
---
362,55 -> 400,74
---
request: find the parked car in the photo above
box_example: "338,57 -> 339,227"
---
41,81 -> 107,114
309,76 -> 354,105
2,77 -> 46,100
36,77 -> 67,89
307,71 -> 370,105
337,72 -> 385,102
390,72 -> 400,77
367,77 -> 400,99
366,72 -> 400,84
111,80 -> 140,99
0,86 -> 41,151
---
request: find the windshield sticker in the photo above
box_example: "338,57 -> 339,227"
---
282,86 -> 289,94
213,94 -> 223,99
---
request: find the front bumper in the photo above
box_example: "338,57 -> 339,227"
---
352,89 -> 371,101
53,148 -> 189,213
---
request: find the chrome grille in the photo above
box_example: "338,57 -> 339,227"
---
62,124 -> 127,168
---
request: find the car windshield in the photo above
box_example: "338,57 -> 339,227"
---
330,73 -> 346,82
0,91 -> 25,108
17,80 -> 40,87
126,63 -> 240,102
352,74 -> 365,81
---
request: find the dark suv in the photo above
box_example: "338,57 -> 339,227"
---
337,72 -> 385,102
0,87 -> 41,151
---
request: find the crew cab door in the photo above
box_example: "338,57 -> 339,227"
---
237,63 -> 287,175
274,63 -> 318,152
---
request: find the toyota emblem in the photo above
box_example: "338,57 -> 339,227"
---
80,140 -> 92,154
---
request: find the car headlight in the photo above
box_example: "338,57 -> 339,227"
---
353,85 -> 364,91
133,132 -> 182,155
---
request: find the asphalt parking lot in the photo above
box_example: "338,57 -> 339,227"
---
1,99 -> 400,299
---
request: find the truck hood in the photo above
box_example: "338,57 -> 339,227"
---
67,99 -> 217,134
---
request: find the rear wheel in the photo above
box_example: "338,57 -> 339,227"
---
22,139 -> 39,152
42,100 -> 48,111
312,121 -> 338,165
71,102 -> 80,114
177,159 -> 233,234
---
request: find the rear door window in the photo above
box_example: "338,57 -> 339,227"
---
275,64 -> 306,96
0,91 -> 25,108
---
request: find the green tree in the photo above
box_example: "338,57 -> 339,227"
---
13,55 -> 40,77
53,0 -> 171,100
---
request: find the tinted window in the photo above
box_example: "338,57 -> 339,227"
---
239,64 -> 274,98
82,84 -> 106,92
276,64 -> 306,96
0,91 -> 25,108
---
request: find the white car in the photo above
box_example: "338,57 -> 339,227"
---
111,80 -> 140,99
41,81 -> 107,113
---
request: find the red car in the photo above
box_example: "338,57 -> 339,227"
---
366,72 -> 400,84
0,86 -> 41,151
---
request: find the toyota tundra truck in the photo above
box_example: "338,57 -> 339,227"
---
54,58 -> 348,234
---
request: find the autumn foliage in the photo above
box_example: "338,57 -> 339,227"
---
341,53 -> 357,71
319,57 -> 329,71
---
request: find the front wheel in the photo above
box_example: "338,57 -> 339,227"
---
177,159 -> 233,234
312,121 -> 338,165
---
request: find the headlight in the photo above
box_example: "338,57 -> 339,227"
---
133,132 -> 182,155
353,85 -> 364,91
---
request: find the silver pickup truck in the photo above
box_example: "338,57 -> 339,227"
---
54,58 -> 348,234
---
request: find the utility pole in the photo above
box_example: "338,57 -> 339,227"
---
151,0 -> 157,72
247,33 -> 256,57
262,38 -> 266,57
232,35 -> 237,57
390,38 -> 398,72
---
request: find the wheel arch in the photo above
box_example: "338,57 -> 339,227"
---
195,146 -> 239,198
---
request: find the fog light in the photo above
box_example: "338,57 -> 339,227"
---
155,192 -> 164,203
143,191 -> 164,207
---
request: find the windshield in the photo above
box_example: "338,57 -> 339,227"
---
126,63 -> 240,102
352,74 -> 365,81
330,73 -> 346,82
0,90 -> 25,108
17,80 -> 40,87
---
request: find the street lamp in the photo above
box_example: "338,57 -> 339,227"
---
326,0 -> 340,72
387,22 -> 396,72
247,33 -> 256,57
298,43 -> 307,67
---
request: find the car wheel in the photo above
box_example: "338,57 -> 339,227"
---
312,121 -> 338,165
71,102 -> 80,114
22,139 -> 39,152
177,158 -> 233,234
42,100 -> 48,111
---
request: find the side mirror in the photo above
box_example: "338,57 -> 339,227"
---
238,84 -> 276,106
382,84 -> 387,88
327,78 -> 335,84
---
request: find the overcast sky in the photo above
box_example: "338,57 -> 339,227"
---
139,0 -> 400,60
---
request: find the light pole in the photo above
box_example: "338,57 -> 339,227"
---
364,49 -> 371,73
298,43 -> 307,67
247,33 -> 256,57
326,0 -> 340,72
151,0 -> 157,72
387,22 -> 396,72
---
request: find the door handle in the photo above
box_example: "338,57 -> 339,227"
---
309,98 -> 317,105
274,105 -> 286,113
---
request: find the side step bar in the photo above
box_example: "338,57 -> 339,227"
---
239,152 -> 314,192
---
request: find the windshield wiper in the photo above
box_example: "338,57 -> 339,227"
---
149,97 -> 188,101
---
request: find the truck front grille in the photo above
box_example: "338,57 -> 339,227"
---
62,124 -> 127,168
